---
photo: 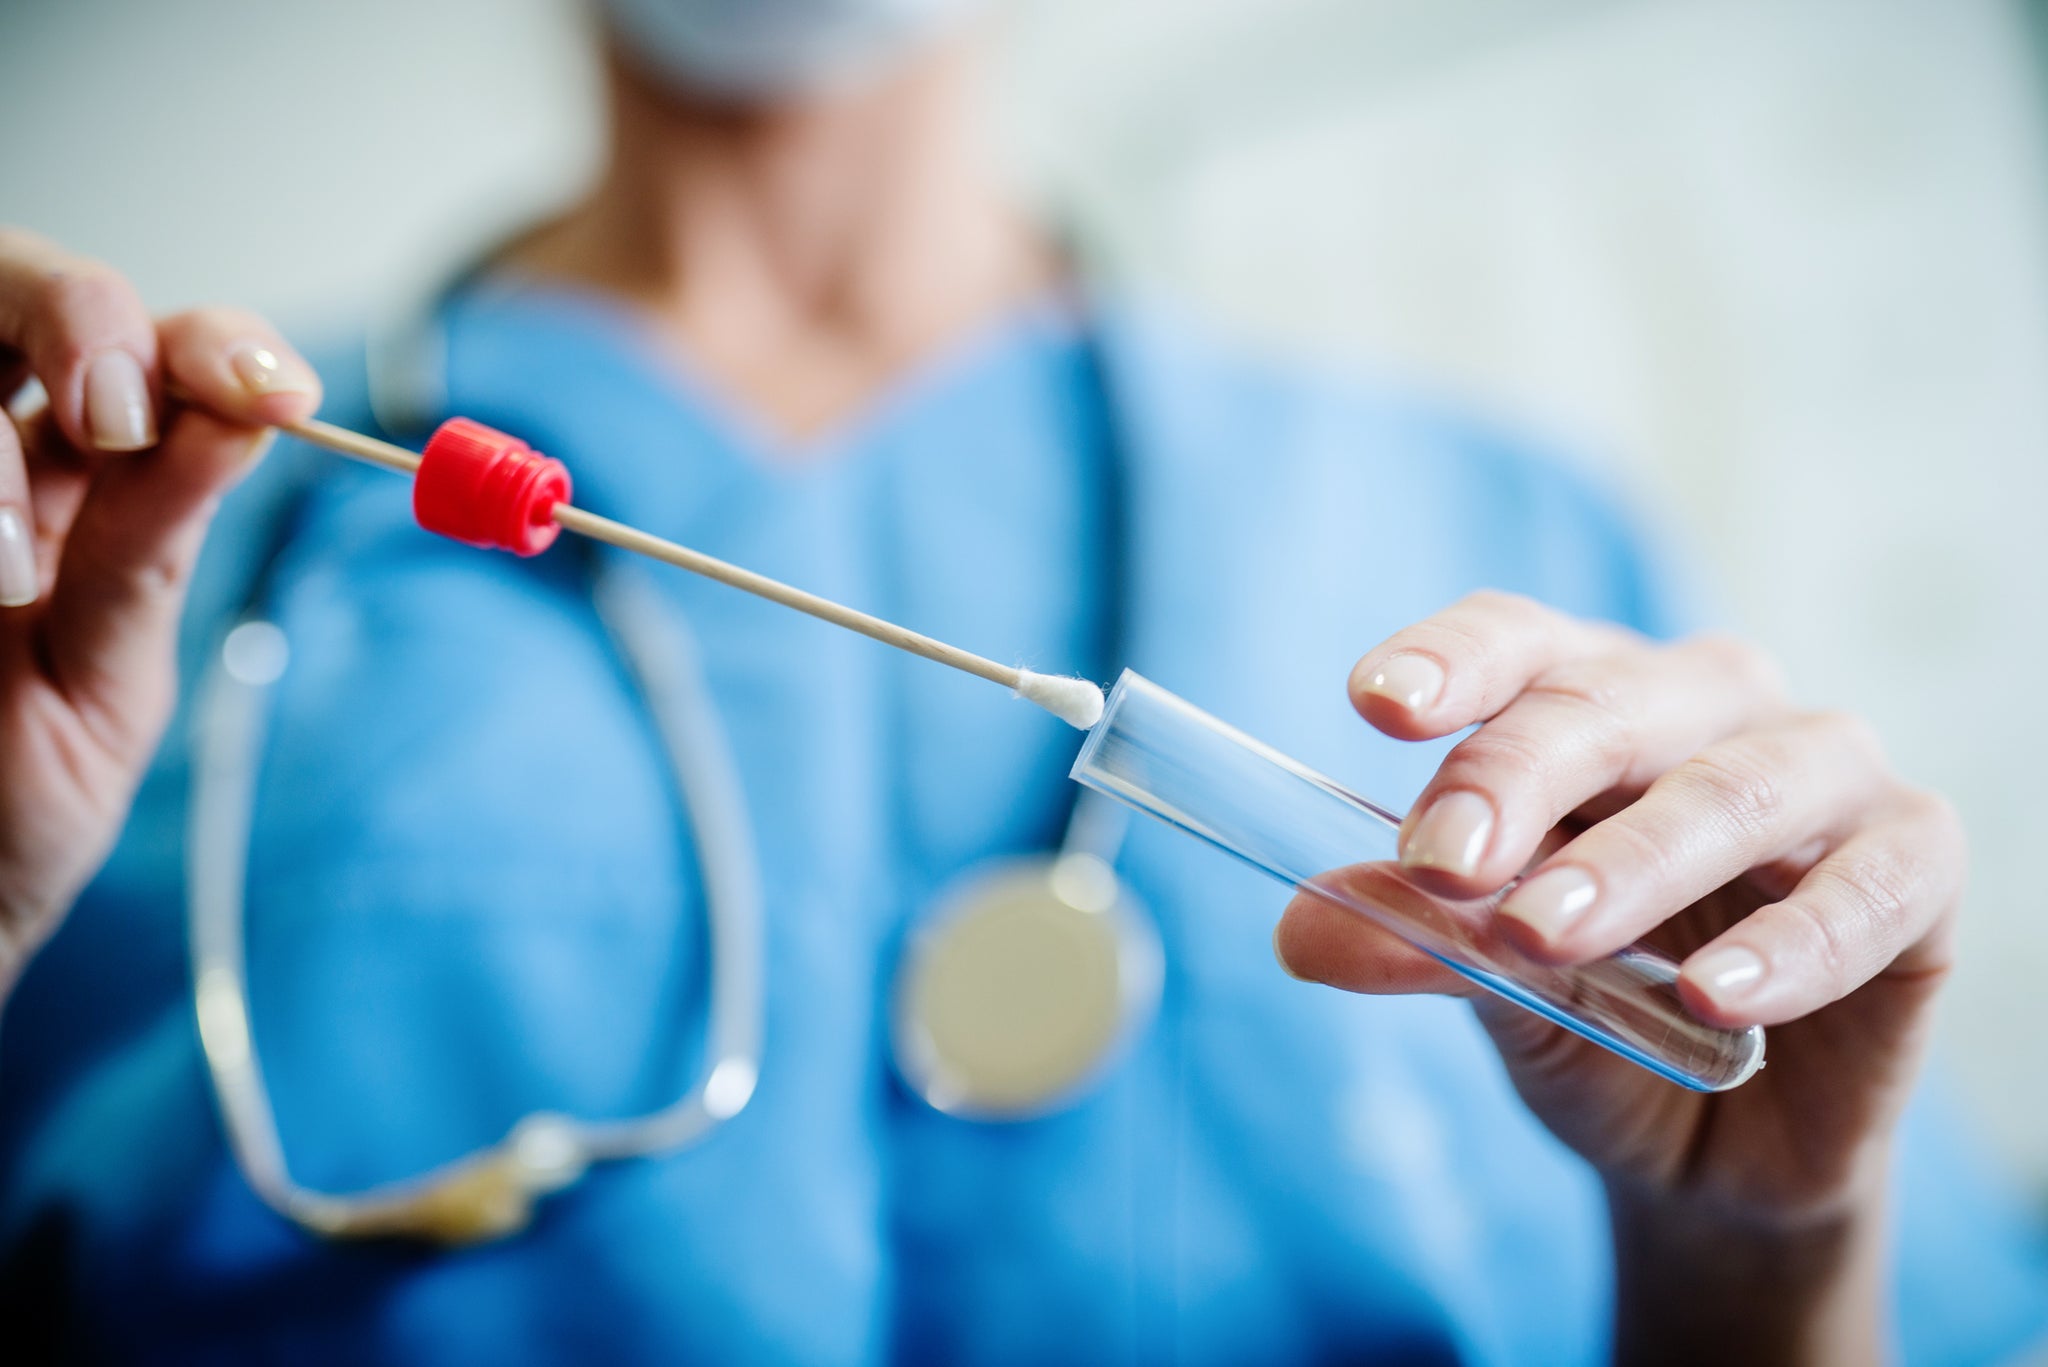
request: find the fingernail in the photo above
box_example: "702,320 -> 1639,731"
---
85,350 -> 155,451
1358,653 -> 1445,711
1402,790 -> 1494,877
1498,865 -> 1598,942
227,342 -> 316,397
0,506 -> 37,607
1689,944 -> 1767,1001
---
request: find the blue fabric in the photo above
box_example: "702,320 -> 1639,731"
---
0,287 -> 2041,1365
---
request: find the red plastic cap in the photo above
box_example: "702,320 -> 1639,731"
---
413,417 -> 572,557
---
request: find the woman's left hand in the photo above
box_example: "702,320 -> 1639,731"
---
1273,591 -> 1963,1363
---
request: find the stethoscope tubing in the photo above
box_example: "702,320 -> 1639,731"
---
186,554 -> 769,1235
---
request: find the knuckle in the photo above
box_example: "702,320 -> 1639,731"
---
1851,850 -> 1917,933
1461,588 -> 1543,627
1692,632 -> 1786,700
1806,708 -> 1887,769
66,512 -> 201,602
1875,790 -> 1967,903
1439,723 -> 1545,787
1422,615 -> 1490,662
1676,739 -> 1790,842
1527,673 -> 1638,777
1903,787 -> 1966,849
1805,852 -> 1914,965
1466,586 -> 1540,635
175,303 -> 271,342
39,264 -> 124,321
1579,708 -> 1637,782
32,266 -> 138,355
1783,888 -> 1859,984
0,226 -> 57,271
1584,810 -> 1676,884
155,306 -> 209,347
1529,658 -> 1630,712
1587,616 -> 1649,651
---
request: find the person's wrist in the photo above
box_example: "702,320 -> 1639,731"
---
1606,1169 -> 1890,1367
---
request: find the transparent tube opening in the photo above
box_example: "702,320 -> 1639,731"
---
1072,671 -> 1765,1092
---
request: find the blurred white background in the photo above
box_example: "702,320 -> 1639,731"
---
5,0 -> 2047,1197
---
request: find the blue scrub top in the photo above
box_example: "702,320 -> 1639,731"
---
1,286 -> 2042,1365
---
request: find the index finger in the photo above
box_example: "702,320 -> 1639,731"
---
1347,589 -> 1637,741
157,307 -> 322,430
0,228 -> 158,453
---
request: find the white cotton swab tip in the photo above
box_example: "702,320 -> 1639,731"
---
1013,670 -> 1107,730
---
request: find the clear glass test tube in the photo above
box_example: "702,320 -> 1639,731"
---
1071,671 -> 1765,1092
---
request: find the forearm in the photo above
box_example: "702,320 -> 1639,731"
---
1608,1181 -> 1891,1367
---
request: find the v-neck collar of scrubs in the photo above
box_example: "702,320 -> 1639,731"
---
433,278 -> 1087,489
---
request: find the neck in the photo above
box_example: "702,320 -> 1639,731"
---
504,40 -> 1057,442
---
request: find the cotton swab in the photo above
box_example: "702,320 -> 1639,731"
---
273,413 -> 1107,731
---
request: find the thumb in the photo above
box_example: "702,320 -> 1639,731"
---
40,407 -> 270,759
1273,868 -> 1474,996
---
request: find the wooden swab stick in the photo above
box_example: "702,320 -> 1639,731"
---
546,503 -> 1018,689
270,415 -> 1107,728
287,417 -> 422,477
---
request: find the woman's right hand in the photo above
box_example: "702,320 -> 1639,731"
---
0,229 -> 321,997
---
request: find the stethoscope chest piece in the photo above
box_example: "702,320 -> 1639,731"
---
892,847 -> 1162,1121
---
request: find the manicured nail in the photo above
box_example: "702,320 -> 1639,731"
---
1402,790 -> 1494,877
85,350 -> 155,451
227,342 -> 316,397
0,506 -> 37,607
1689,944 -> 1766,1001
1499,865 -> 1598,942
1358,653 -> 1445,711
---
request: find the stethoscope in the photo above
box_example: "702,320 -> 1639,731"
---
185,273 -> 1161,1245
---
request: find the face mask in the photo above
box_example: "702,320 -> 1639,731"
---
599,0 -> 987,100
